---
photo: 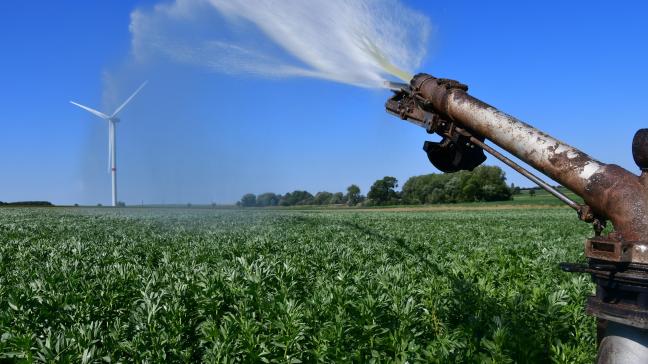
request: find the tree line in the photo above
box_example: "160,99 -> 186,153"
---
0,201 -> 53,207
239,165 -> 512,207
238,184 -> 365,207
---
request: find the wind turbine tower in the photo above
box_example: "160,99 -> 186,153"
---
70,82 -> 147,207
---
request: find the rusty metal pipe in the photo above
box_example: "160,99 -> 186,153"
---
410,73 -> 648,241
388,73 -> 648,363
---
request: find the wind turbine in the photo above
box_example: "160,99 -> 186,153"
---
70,81 -> 148,207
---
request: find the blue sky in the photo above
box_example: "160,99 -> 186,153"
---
1,1 -> 647,205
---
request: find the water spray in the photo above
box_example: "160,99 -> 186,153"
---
130,0 -> 429,88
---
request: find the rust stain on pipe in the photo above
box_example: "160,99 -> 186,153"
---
409,73 -> 648,242
387,73 -> 648,359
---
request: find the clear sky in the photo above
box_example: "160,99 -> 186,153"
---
1,1 -> 647,205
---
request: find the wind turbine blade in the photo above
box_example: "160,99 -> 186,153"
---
110,81 -> 148,118
70,101 -> 109,120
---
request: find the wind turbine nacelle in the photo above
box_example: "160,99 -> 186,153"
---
111,118 -> 121,123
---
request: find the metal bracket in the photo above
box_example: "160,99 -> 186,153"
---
562,239 -> 648,329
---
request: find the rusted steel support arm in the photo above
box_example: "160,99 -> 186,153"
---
409,73 -> 648,241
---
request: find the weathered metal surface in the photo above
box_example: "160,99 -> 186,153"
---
597,321 -> 648,364
422,136 -> 486,172
589,297 -> 648,330
633,129 -> 648,171
386,74 -> 648,363
562,259 -> 648,336
586,237 -> 648,264
390,72 -> 648,243
385,72 -> 648,361
385,91 -> 434,130
413,73 -> 600,198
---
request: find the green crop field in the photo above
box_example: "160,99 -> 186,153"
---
0,207 -> 596,363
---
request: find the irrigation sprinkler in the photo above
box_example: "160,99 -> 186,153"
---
385,73 -> 648,363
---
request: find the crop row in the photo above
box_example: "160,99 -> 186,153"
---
0,208 -> 595,362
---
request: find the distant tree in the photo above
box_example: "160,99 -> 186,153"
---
346,185 -> 362,206
97,203 -> 103,207
402,166 -> 511,204
367,177 -> 399,205
280,191 -> 314,206
117,201 -> 126,207
187,203 -> 192,208
529,189 -> 536,197
240,193 -> 257,207
313,191 -> 334,205
74,203 -> 79,207
211,202 -> 217,208
279,193 -> 292,206
329,192 -> 345,205
257,193 -> 280,207
463,166 -> 511,201
295,191 -> 314,205
402,173 -> 451,204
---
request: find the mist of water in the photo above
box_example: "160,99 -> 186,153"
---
130,0 -> 431,87
79,0 -> 432,205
